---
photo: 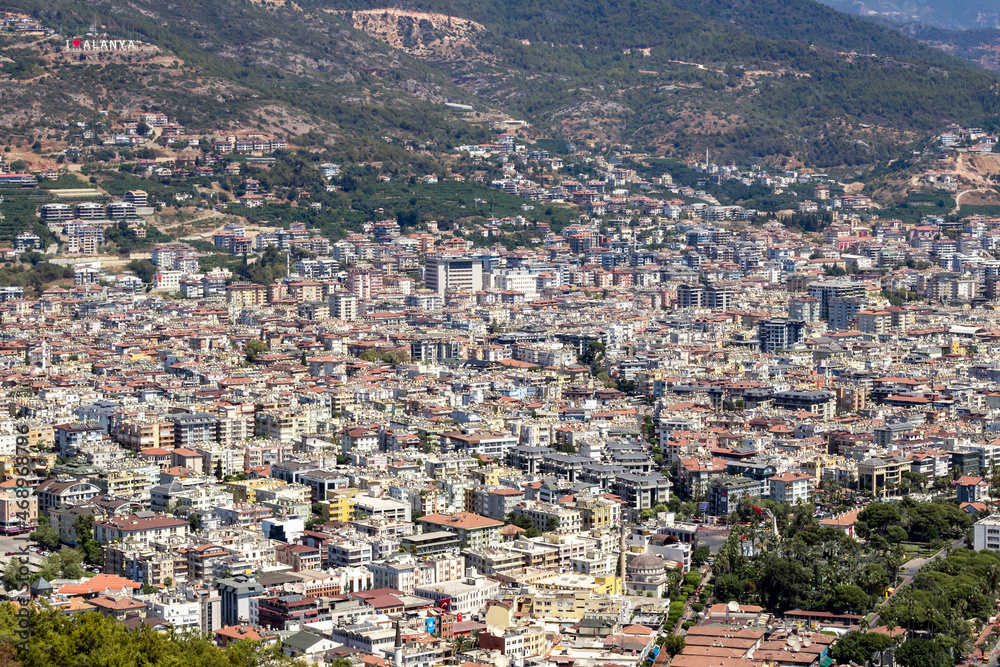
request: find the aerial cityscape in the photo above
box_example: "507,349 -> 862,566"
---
4,0 -> 1000,666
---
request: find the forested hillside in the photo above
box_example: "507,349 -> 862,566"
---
819,0 -> 1000,30
311,0 -> 1000,164
1,0 -> 999,166
0,0 -> 490,149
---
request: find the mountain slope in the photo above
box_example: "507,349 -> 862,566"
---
314,0 -> 1000,165
0,0 -> 492,150
0,0 -> 998,168
818,0 -> 1000,30
893,24 -> 1000,74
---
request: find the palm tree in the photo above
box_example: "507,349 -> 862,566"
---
452,634 -> 473,654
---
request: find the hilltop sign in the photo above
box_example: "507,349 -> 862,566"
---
65,39 -> 139,51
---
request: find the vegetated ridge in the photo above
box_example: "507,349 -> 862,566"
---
1,0 -> 1000,167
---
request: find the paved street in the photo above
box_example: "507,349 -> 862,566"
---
697,526 -> 731,555
868,537 -> 965,629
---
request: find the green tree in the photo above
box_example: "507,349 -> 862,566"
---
858,563 -> 889,596
662,635 -> 686,656
36,549 -> 85,582
901,471 -> 928,492
896,637 -> 955,667
72,516 -> 102,566
57,548 -> 85,580
692,546 -> 711,566
126,259 -> 158,283
214,459 -> 224,481
580,340 -> 605,366
830,631 -> 892,665
757,553 -> 811,612
30,517 -> 59,550
2,558 -> 27,590
829,584 -> 869,614
887,525 -> 908,543
244,339 -> 269,363
858,503 -> 901,534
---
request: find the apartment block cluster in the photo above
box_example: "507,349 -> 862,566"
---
38,190 -> 151,255
212,221 -> 330,257
0,309 -> 704,665
0,12 -> 54,34
13,166 -> 1000,667
459,130 -> 884,223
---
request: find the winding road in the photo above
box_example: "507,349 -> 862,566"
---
952,188 -> 997,215
867,536 -> 965,629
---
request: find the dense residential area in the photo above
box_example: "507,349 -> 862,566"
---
7,1 -> 1000,667
4,134 -> 1000,667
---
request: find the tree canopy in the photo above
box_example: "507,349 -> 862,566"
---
0,606 -> 305,667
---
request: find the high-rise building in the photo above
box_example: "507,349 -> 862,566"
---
216,575 -> 265,626
788,296 -> 821,322
706,283 -> 734,312
807,280 -> 866,321
425,256 -> 483,296
676,283 -> 704,309
330,293 -> 359,321
346,268 -> 373,300
758,318 -> 807,353
828,297 -> 864,331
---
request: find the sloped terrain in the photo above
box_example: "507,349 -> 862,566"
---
0,0 -> 491,150
0,0 -> 998,168
819,0 -> 1000,30
895,23 -> 1000,73
310,0 -> 1000,165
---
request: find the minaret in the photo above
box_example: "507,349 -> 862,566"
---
393,618 -> 403,667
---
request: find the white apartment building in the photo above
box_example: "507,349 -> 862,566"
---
974,514 -> 1000,552
369,555 -> 466,594
768,472 -> 813,505
415,571 -> 501,616
147,597 -> 201,630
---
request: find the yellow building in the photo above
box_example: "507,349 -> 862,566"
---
196,446 -> 246,479
528,589 -> 623,622
116,419 -> 175,451
97,467 -> 153,497
533,572 -> 617,595
255,483 -> 310,506
226,283 -> 268,306
518,626 -> 546,657
226,478 -> 286,503
254,411 -> 309,442
574,495 -> 621,531
468,465 -> 522,487
802,455 -> 840,482
0,451 -> 56,479
414,490 -> 447,516
25,423 -> 54,450
484,600 -> 515,629
0,489 -> 37,531
834,385 -> 867,413
319,488 -> 358,523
